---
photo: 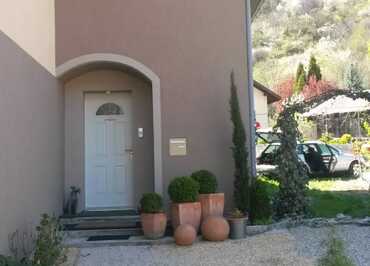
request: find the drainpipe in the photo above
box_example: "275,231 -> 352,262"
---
245,0 -> 257,179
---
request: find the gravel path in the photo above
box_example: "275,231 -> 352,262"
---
76,225 -> 369,266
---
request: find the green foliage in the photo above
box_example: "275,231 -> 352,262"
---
294,71 -> 306,94
229,72 -> 251,213
0,256 -> 30,266
253,0 -> 370,88
250,178 -> 273,223
362,121 -> 370,136
308,55 -> 322,81
229,209 -> 245,218
320,133 -> 333,144
168,176 -> 200,203
339,134 -> 352,144
319,229 -> 355,266
140,193 -> 163,213
190,170 -> 218,194
345,64 -> 365,91
320,133 -> 353,144
32,214 -> 66,266
273,99 -> 309,219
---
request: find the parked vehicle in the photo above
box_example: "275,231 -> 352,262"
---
257,141 -> 362,177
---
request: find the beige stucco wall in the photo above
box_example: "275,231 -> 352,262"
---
64,70 -> 154,210
0,0 -> 55,74
56,0 -> 251,210
254,88 -> 269,128
0,32 -> 64,255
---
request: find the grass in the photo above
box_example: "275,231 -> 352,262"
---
259,176 -> 370,218
318,228 -> 355,266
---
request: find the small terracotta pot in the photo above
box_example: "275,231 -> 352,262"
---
141,212 -> 167,239
171,202 -> 202,231
198,193 -> 224,220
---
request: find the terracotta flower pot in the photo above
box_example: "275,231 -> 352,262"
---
141,212 -> 167,239
171,202 -> 202,231
198,193 -> 224,220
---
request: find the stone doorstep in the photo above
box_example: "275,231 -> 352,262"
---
63,236 -> 176,248
60,215 -> 140,225
65,227 -> 143,238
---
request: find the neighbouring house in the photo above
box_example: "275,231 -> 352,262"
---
254,81 -> 281,128
0,0 -> 264,253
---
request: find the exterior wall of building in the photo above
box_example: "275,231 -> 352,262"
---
56,0 -> 251,209
0,32 -> 64,254
64,70 -> 154,210
0,0 -> 56,74
254,88 -> 269,128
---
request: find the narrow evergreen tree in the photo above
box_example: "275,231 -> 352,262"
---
229,72 -> 250,213
307,55 -> 322,81
345,64 -> 365,91
294,71 -> 306,94
295,63 -> 306,84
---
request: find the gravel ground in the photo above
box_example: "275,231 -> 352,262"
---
76,225 -> 369,266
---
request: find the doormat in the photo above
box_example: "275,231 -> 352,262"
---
87,235 -> 130,241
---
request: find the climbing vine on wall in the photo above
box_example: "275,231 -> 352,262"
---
273,89 -> 370,219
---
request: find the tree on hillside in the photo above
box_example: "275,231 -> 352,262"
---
301,77 -> 336,100
293,63 -> 306,93
307,56 -> 322,81
345,64 -> 365,91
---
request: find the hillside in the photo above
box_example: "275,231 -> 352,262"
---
252,0 -> 370,89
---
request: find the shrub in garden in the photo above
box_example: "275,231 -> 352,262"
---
339,134 -> 352,144
168,176 -> 200,203
250,179 -> 272,223
0,255 -> 31,266
32,214 -> 66,266
140,193 -> 163,213
191,170 -> 217,194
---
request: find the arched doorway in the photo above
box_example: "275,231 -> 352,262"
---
57,54 -> 162,210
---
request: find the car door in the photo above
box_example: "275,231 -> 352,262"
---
317,143 -> 337,173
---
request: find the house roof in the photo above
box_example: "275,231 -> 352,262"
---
254,80 -> 281,104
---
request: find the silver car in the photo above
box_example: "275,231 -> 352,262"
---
257,141 -> 362,177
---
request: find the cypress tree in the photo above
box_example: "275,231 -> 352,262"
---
345,64 -> 364,91
295,63 -> 306,84
294,71 -> 306,94
307,55 -> 322,81
229,72 -> 250,213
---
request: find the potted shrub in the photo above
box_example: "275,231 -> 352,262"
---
227,209 -> 248,239
140,193 -> 167,239
168,176 -> 201,231
191,170 -> 224,220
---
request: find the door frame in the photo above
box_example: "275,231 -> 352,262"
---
83,90 -> 134,210
57,54 -> 163,209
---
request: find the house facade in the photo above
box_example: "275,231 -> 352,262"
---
254,81 -> 281,128
0,0 -> 263,254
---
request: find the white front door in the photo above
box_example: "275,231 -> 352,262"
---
85,92 -> 133,209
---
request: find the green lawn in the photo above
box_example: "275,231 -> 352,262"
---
260,177 -> 370,218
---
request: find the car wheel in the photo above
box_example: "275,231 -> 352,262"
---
348,161 -> 360,178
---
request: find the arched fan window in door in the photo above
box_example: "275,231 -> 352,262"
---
96,103 -> 123,116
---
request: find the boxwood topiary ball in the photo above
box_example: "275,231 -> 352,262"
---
140,193 -> 163,213
191,170 -> 218,194
168,176 -> 200,203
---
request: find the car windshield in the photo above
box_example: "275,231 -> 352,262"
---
264,145 -> 280,154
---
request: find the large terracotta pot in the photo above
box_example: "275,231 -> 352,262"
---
198,193 -> 224,220
171,202 -> 202,231
141,212 -> 167,239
